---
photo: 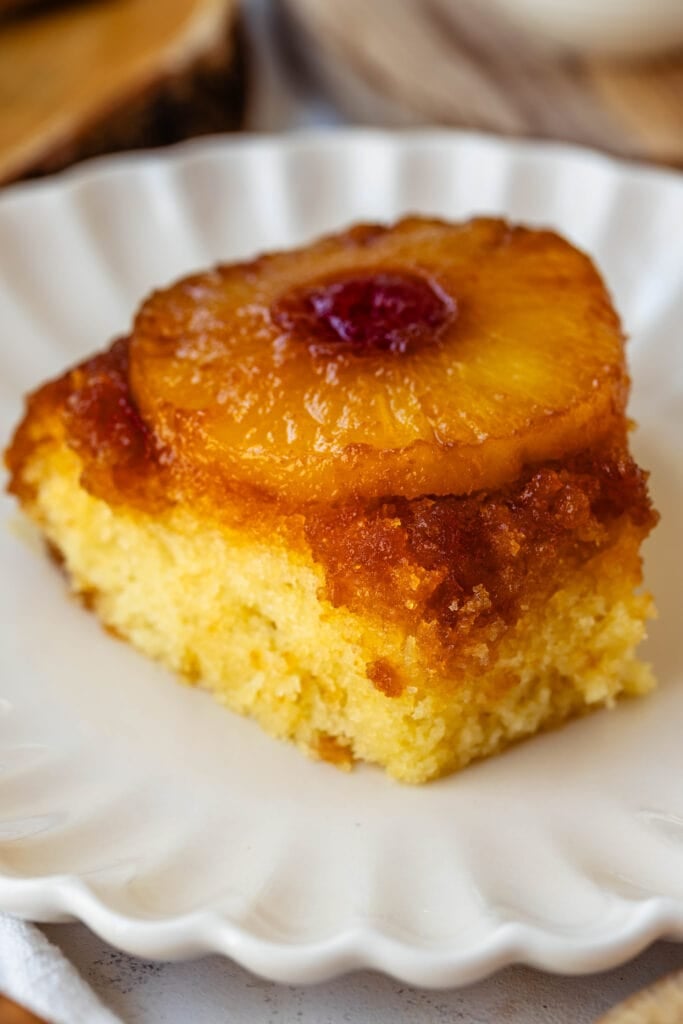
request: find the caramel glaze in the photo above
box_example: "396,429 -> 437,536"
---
6,337 -> 658,678
7,338 -> 168,512
367,658 -> 406,697
306,445 -> 656,678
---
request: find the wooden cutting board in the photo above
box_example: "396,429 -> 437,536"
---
0,995 -> 46,1023
0,0 -> 244,185
282,0 -> 683,166
597,967 -> 683,1022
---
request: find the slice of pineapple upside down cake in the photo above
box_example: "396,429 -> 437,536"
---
5,217 -> 658,782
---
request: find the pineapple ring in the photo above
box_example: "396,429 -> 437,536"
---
129,217 -> 628,503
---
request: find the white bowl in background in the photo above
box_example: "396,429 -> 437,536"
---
490,0 -> 683,58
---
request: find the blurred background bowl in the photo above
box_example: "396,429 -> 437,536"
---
489,0 -> 683,58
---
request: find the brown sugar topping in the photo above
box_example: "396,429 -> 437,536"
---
65,338 -> 153,463
304,447 -> 658,665
62,337 -> 167,508
5,329 -> 656,675
367,658 -> 405,697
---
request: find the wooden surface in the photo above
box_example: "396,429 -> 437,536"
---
0,996 -> 45,1024
597,967 -> 683,1022
0,0 -> 244,185
0,0 -> 37,15
283,0 -> 683,165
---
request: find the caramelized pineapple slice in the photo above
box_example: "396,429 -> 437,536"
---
129,217 -> 628,502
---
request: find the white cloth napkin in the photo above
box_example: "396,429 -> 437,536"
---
0,914 -> 121,1024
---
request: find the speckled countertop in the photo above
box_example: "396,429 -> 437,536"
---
40,924 -> 683,1023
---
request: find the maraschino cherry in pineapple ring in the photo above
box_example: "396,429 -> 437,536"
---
130,217 -> 627,503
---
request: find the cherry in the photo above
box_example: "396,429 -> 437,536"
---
273,271 -> 455,356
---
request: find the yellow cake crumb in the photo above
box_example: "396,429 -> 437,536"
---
15,441 -> 654,783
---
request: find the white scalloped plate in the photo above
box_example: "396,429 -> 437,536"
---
1,131 -> 682,987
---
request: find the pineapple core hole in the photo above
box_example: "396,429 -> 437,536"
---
273,271 -> 455,356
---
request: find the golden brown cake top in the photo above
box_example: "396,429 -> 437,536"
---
305,444 -> 656,674
5,334 -> 657,673
6,216 -> 657,669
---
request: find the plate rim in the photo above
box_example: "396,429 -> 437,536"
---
1,126 -> 682,208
